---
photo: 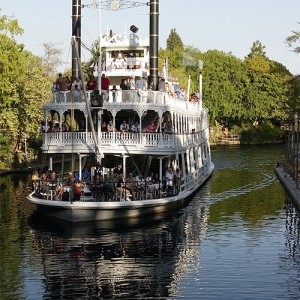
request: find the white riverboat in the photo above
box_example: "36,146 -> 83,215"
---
26,1 -> 214,222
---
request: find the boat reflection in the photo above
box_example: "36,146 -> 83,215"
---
28,203 -> 209,298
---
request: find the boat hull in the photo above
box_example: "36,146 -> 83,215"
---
27,166 -> 213,222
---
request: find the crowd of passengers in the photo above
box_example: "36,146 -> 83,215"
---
31,164 -> 182,202
52,72 -> 200,102
40,119 -> 176,134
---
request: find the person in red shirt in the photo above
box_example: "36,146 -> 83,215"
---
101,73 -> 110,91
86,75 -> 97,91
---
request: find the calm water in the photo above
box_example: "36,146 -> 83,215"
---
1,144 -> 300,299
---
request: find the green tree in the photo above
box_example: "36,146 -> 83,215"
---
0,9 -> 52,167
285,22 -> 300,54
246,40 -> 267,59
166,28 -> 184,51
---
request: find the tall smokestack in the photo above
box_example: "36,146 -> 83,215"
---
72,0 -> 81,80
149,0 -> 159,89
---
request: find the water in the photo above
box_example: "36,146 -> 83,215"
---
1,144 -> 300,299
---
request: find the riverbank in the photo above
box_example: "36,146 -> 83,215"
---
274,166 -> 300,210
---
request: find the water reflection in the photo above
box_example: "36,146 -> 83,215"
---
28,203 -> 209,299
3,145 -> 300,299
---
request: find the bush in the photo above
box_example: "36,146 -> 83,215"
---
240,121 -> 286,144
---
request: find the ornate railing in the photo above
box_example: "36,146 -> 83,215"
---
49,90 -> 201,111
42,131 -> 206,152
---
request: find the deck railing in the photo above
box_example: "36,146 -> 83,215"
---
50,90 -> 201,110
43,131 -> 206,151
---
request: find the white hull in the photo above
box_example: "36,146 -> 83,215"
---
27,165 -> 213,222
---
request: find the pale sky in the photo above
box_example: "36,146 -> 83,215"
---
1,0 -> 299,75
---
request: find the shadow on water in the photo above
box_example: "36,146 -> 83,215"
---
26,195 -> 209,299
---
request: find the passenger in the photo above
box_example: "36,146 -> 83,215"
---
111,85 -> 118,102
101,74 -> 110,102
86,75 -> 97,91
158,77 -> 165,92
82,167 -> 91,183
93,164 -> 103,180
101,121 -> 107,131
129,77 -> 135,90
120,120 -> 129,132
131,121 -> 140,133
146,122 -> 156,133
51,80 -> 58,93
126,172 -> 137,199
62,122 -> 70,132
79,120 -> 85,132
113,163 -> 123,176
135,76 -> 147,96
72,77 -> 83,90
47,121 -> 54,132
72,84 -> 81,102
117,174 -> 131,201
174,168 -> 182,194
47,171 -> 61,200
120,78 -> 129,90
165,168 -> 174,194
65,76 -> 72,90
39,173 -> 48,196
102,174 -> 115,199
107,120 -> 115,132
164,121 -> 174,134
92,173 -> 102,199
136,175 -> 146,200
31,169 -> 40,192
54,123 -> 60,132
101,73 -> 110,91
74,180 -> 82,201
56,73 -> 68,91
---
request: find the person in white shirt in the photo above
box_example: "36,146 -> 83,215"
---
72,77 -> 83,90
131,121 -> 140,133
165,168 -> 174,194
120,120 -> 129,132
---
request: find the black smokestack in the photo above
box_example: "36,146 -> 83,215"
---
72,0 -> 81,80
149,0 -> 159,89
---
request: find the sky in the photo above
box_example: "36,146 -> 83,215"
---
1,0 -> 299,75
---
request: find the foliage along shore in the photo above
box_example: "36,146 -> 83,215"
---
0,9 -> 299,170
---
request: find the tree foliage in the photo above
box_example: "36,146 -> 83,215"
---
41,41 -> 64,77
166,28 -> 184,51
246,40 -> 267,59
0,9 -> 52,168
285,22 -> 300,54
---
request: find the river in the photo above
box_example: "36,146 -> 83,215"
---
1,144 -> 299,299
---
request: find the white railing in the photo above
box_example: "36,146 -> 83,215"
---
49,90 -> 201,111
43,131 -> 206,151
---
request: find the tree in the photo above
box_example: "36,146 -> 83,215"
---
41,41 -> 64,77
246,40 -> 267,59
285,22 -> 300,54
166,28 -> 184,51
0,9 -> 52,167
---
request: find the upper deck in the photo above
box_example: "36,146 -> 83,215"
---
43,90 -> 209,155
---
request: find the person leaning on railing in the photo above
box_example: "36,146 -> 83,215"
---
163,121 -> 174,134
107,120 -> 115,132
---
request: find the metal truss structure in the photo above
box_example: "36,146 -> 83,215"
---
81,0 -> 149,10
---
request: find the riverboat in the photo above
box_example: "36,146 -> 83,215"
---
26,0 -> 214,222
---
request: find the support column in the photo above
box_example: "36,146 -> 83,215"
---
48,157 -> 53,171
186,149 -> 190,174
78,154 -> 82,180
60,154 -> 65,179
159,157 -> 163,180
181,152 -> 186,178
